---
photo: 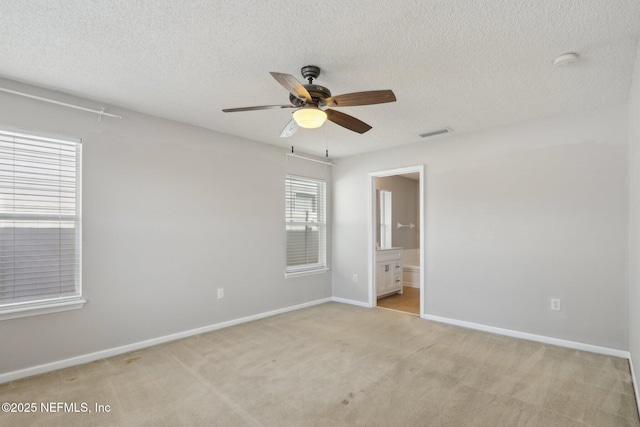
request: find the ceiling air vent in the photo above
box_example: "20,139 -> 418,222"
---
419,127 -> 452,138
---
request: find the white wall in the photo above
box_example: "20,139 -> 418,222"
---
333,104 -> 628,350
0,78 -> 331,375
628,40 -> 640,397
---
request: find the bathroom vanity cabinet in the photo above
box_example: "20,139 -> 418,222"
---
376,248 -> 403,298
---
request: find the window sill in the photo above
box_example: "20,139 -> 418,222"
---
284,268 -> 330,279
0,298 -> 87,321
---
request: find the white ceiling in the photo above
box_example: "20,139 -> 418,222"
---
0,1 -> 639,158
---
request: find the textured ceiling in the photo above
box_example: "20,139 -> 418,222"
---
0,1 -> 639,158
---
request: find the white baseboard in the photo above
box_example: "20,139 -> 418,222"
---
331,296 -> 371,308
630,356 -> 640,419
422,314 -> 631,359
0,297 -> 332,384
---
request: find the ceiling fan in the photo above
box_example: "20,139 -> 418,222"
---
222,65 -> 396,137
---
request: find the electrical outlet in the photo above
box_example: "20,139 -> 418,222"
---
550,298 -> 561,311
217,288 -> 224,299
352,274 -> 358,283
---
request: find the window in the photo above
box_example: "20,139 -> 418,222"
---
285,175 -> 327,277
0,127 -> 84,320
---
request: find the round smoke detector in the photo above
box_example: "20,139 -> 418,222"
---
554,52 -> 579,67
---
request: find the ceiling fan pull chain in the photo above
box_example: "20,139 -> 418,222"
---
325,117 -> 329,158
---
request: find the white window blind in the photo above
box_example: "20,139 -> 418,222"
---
285,175 -> 326,275
0,127 -> 82,309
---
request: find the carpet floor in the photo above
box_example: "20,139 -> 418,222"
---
1,302 -> 639,426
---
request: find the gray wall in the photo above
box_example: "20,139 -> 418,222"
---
333,104 -> 628,350
376,175 -> 419,250
0,78 -> 331,374
0,74 -> 635,378
628,41 -> 640,389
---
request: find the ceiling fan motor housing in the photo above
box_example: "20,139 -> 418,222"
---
292,65 -> 332,106
289,84 -> 332,106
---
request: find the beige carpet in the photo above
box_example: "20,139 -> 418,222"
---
1,302 -> 638,426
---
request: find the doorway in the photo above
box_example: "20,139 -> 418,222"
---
369,165 -> 425,316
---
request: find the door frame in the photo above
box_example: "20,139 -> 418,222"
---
368,165 -> 425,316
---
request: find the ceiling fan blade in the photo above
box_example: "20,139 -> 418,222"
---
325,109 -> 372,134
270,72 -> 312,102
325,90 -> 396,107
280,119 -> 299,138
222,105 -> 295,112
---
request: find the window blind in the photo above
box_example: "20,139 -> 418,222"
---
0,128 -> 81,307
285,175 -> 326,274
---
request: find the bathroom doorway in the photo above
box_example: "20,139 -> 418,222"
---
369,165 -> 424,316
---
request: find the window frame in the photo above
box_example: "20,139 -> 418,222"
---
285,174 -> 328,278
0,126 -> 85,321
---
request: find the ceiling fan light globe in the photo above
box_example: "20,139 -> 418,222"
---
293,108 -> 327,129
